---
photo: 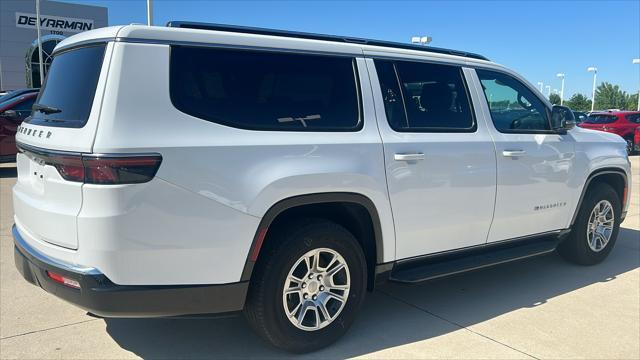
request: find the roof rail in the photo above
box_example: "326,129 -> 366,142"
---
165,21 -> 490,61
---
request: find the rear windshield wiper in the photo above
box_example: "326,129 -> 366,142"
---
32,103 -> 62,114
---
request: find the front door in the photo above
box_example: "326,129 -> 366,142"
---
367,58 -> 496,259
473,69 -> 575,242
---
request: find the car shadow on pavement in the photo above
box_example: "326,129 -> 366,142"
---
104,227 -> 640,358
0,167 -> 17,178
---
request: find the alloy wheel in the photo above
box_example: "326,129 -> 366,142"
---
282,248 -> 350,331
586,200 -> 615,252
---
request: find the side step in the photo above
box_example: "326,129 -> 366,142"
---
389,236 -> 560,284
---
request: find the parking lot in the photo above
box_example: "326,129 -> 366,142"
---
0,158 -> 638,359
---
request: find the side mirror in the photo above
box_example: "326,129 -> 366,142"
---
551,105 -> 576,134
0,110 -> 18,119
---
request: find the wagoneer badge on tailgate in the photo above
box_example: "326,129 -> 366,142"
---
17,125 -> 52,139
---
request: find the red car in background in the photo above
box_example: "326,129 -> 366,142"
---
634,126 -> 640,153
579,111 -> 640,154
0,92 -> 37,163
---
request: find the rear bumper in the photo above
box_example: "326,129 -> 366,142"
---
13,224 -> 248,317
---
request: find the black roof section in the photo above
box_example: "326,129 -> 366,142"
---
166,21 -> 490,61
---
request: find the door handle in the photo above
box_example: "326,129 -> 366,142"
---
394,153 -> 425,161
502,150 -> 527,157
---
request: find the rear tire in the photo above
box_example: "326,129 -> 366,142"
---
558,183 -> 621,265
244,219 -> 367,353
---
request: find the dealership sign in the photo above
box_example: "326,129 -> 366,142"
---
15,12 -> 93,33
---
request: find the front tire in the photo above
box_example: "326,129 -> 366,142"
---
625,138 -> 634,155
558,183 -> 621,265
244,219 -> 367,353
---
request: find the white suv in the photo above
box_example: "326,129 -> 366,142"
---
12,22 -> 631,352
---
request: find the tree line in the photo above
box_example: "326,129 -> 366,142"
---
549,82 -> 639,112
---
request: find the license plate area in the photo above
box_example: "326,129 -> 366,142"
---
26,154 -> 47,193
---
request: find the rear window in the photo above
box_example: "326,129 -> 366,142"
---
26,44 -> 106,128
584,114 -> 617,124
626,113 -> 640,123
170,46 -> 361,131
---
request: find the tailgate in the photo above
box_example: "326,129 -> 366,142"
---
13,43 -> 110,250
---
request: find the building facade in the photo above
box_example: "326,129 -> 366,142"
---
0,0 -> 107,90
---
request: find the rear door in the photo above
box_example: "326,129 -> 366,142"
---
472,68 -> 575,242
368,58 -> 496,259
579,113 -> 618,132
13,43 -> 111,249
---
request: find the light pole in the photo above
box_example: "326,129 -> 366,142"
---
588,67 -> 597,112
147,0 -> 153,26
633,59 -> 640,111
545,85 -> 551,97
35,0 -> 44,87
411,36 -> 432,46
556,73 -> 565,105
537,82 -> 544,92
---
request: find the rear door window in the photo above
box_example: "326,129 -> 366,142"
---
374,59 -> 475,132
625,113 -> 640,123
170,46 -> 361,131
584,114 -> 617,124
26,44 -> 106,128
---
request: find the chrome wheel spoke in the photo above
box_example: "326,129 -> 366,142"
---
327,263 -> 345,277
289,274 -> 304,283
322,254 -> 338,272
303,256 -> 312,274
311,252 -> 320,272
318,301 -> 332,321
326,291 -> 346,304
287,301 -> 302,318
284,286 -> 301,296
297,303 -> 310,324
328,283 -> 349,291
313,307 -> 321,329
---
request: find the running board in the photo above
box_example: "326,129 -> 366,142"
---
389,236 -> 560,284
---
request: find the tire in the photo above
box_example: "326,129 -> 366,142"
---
558,183 -> 621,265
244,219 -> 367,353
625,138 -> 634,155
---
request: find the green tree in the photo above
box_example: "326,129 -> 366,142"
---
549,93 -> 561,105
625,93 -> 639,111
565,93 -> 591,112
594,82 -> 630,110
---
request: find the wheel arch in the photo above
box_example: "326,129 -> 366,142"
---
571,167 -> 628,226
240,192 -> 385,290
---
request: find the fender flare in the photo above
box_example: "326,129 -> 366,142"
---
570,167 -> 628,226
240,192 -> 384,281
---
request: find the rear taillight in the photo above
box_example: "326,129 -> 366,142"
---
81,155 -> 162,184
50,154 -> 85,182
17,144 -> 162,184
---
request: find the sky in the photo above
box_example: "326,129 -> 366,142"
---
59,0 -> 640,99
